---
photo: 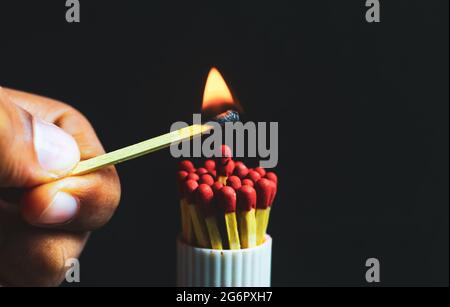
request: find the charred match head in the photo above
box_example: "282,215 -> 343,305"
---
211,110 -> 240,126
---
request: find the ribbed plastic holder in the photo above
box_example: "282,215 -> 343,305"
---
177,235 -> 272,287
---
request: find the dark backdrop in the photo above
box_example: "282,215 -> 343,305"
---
0,0 -> 448,286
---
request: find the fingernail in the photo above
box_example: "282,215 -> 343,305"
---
39,192 -> 79,225
33,117 -> 80,176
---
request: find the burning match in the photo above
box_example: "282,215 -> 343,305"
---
174,68 -> 278,251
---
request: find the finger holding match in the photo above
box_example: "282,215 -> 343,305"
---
196,184 -> 223,250
255,178 -> 272,245
217,186 -> 241,250
237,185 -> 257,248
184,179 -> 209,248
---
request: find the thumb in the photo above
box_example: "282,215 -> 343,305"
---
0,88 -> 80,187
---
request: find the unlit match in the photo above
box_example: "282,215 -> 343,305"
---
176,145 -> 278,250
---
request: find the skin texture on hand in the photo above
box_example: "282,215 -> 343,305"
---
0,87 -> 121,286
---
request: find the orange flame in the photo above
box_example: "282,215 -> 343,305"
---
201,67 -> 242,118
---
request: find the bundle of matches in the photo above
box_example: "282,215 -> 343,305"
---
176,145 -> 278,250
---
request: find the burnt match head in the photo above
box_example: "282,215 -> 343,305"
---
237,185 -> 257,212
211,110 -> 240,126
217,186 -> 237,213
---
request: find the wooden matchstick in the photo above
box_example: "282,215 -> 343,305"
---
196,184 -> 223,250
71,124 -> 212,176
184,179 -> 210,248
255,178 -> 273,245
237,185 -> 257,249
177,170 -> 193,244
218,186 -> 241,250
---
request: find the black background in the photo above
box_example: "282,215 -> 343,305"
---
0,0 -> 448,286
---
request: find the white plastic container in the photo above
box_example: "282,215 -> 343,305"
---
177,235 -> 272,287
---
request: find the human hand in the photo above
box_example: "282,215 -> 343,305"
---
0,87 -> 121,286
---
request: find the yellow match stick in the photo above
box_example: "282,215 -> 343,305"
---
236,185 -> 257,248
238,209 -> 257,248
256,208 -> 270,245
180,199 -> 194,244
188,203 -> 210,248
224,212 -> 240,250
71,124 -> 212,176
204,216 -> 223,250
218,186 -> 241,250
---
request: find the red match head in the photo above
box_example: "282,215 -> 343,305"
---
265,172 -> 278,184
186,172 -> 200,181
212,181 -> 224,193
242,178 -> 254,187
176,170 -> 189,195
209,170 -> 217,178
254,167 -> 266,177
217,186 -> 237,213
247,170 -> 261,183
195,184 -> 215,216
199,173 -> 215,186
183,179 -> 199,203
237,185 -> 257,212
227,175 -> 242,190
268,179 -> 277,207
217,159 -> 235,177
233,161 -> 249,178
219,144 -> 232,159
196,167 -> 209,176
179,160 -> 195,172
204,159 -> 216,172
255,178 -> 272,209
